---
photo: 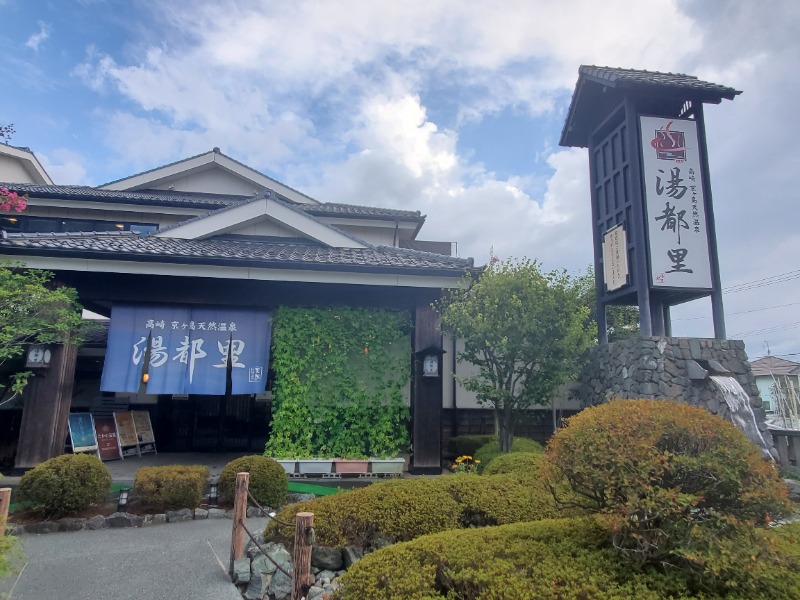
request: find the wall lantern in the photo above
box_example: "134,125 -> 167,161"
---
25,345 -> 52,369
142,372 -> 150,383
416,345 -> 446,378
117,487 -> 131,512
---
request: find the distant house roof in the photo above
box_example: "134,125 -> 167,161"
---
751,356 -> 800,377
560,65 -> 742,148
0,230 -> 473,276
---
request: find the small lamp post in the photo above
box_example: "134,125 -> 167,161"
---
208,482 -> 219,507
117,487 -> 131,512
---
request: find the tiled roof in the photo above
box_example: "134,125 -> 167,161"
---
0,231 -> 473,274
1,182 -> 424,221
303,202 -> 423,221
751,356 -> 800,377
560,65 -> 741,148
0,182 -> 248,208
578,66 -> 741,99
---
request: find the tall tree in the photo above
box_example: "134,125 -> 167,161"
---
437,258 -> 593,451
0,263 -> 86,397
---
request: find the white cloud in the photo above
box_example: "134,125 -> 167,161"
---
25,21 -> 51,52
38,149 -> 89,185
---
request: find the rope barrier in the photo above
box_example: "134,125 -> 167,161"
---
246,489 -> 294,527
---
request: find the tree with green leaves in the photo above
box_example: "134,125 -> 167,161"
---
0,262 -> 86,397
437,258 -> 593,452
576,266 -> 640,343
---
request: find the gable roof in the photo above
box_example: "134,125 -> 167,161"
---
751,356 -> 800,377
154,193 -> 369,249
0,144 -> 53,185
560,65 -> 742,148
99,147 -> 320,205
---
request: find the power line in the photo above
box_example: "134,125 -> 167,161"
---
673,300 -> 800,321
730,320 -> 800,338
723,269 -> 800,294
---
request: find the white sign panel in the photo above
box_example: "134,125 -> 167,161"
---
602,224 -> 629,292
640,116 -> 712,289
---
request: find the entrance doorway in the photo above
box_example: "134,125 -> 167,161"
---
154,395 -> 270,452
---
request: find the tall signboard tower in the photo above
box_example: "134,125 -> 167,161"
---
560,66 -> 741,343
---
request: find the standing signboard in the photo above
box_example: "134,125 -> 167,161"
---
94,415 -> 122,461
132,411 -> 157,455
640,116 -> 713,289
114,411 -> 140,457
68,413 -> 99,456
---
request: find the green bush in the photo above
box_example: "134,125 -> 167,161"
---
336,518 -> 800,600
134,465 -> 209,511
17,454 -> 111,518
543,399 -> 792,569
218,455 -> 288,509
473,436 -> 543,472
482,451 -> 544,478
266,473 -> 566,548
446,434 -> 495,459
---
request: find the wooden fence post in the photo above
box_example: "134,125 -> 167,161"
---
0,488 -> 10,537
291,511 -> 314,600
229,472 -> 249,577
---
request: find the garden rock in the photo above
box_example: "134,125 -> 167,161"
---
316,569 -> 337,584
243,573 -> 270,600
86,515 -> 107,530
342,545 -> 363,568
194,508 -> 208,519
307,586 -> 325,600
5,523 -> 24,536
785,478 -> 800,502
288,492 -> 315,504
25,521 -> 62,534
166,508 -> 193,522
107,512 -> 143,528
57,517 -> 86,532
208,508 -> 227,519
232,558 -> 251,584
311,545 -> 343,570
267,561 -> 293,600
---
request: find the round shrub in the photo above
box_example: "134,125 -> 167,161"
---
266,472 -> 566,548
482,451 -> 544,478
339,517 -> 800,600
543,398 -> 792,569
17,454 -> 111,518
218,455 -> 288,509
134,465 -> 209,511
473,436 -> 543,472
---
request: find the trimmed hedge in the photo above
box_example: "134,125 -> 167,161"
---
446,434 -> 495,459
337,518 -> 800,600
17,454 -> 111,518
218,455 -> 288,509
266,473 -> 567,548
134,465 -> 209,511
543,399 -> 792,569
473,436 -> 543,472
482,451 -> 544,478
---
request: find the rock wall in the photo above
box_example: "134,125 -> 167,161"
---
575,337 -> 773,450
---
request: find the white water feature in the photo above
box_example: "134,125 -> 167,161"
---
710,375 -> 772,460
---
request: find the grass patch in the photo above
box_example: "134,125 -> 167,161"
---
288,481 -> 347,496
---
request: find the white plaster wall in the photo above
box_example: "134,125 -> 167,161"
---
234,218 -> 297,237
334,224 -> 396,246
153,168 -> 262,196
0,154 -> 35,183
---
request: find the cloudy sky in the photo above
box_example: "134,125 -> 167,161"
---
1,0 -> 799,360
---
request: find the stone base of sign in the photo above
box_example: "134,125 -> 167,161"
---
575,336 -> 776,459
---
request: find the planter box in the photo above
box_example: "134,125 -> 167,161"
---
333,458 -> 369,475
369,458 -> 405,474
297,458 -> 333,475
276,459 -> 296,475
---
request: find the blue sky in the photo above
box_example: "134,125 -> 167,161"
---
2,0 -> 800,360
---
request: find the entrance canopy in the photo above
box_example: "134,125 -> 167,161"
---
101,304 -> 272,395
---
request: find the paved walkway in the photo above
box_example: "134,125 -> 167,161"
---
0,516 -> 268,600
